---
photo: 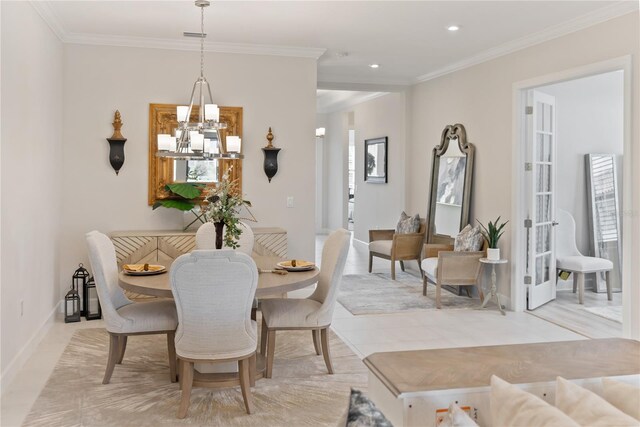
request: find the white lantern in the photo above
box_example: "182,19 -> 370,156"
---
177,106 -> 189,122
190,131 -> 204,152
157,134 -> 172,151
204,104 -> 219,121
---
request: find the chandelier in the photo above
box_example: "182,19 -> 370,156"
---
156,0 -> 243,160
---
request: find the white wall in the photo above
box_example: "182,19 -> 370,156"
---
538,71 -> 624,290
353,92 -> 407,243
407,13 -> 639,310
323,111 -> 349,231
60,44 -> 317,295
1,2 -> 63,382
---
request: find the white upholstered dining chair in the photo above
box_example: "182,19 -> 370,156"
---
260,228 -> 350,378
556,209 -> 613,304
195,221 -> 255,255
170,250 -> 259,418
85,230 -> 178,385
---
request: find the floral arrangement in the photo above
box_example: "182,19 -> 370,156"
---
203,167 -> 252,249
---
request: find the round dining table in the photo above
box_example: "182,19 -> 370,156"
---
118,255 -> 320,299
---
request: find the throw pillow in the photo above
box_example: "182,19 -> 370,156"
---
346,388 -> 393,427
556,376 -> 639,426
490,376 -> 580,427
454,224 -> 484,252
439,403 -> 478,427
396,211 -> 420,234
602,378 -> 640,420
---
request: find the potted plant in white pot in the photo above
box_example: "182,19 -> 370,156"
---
477,217 -> 508,261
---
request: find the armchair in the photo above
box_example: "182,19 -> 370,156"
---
369,219 -> 426,280
421,243 -> 484,309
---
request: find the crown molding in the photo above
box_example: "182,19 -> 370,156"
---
63,33 -> 326,58
415,1 -> 639,84
318,74 -> 411,89
29,1 -> 66,41
317,92 -> 388,114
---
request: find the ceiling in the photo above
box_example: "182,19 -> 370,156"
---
36,1 -> 637,88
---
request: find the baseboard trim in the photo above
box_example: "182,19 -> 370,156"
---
352,238 -> 368,250
0,299 -> 62,393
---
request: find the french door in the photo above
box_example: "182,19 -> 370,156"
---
526,90 -> 558,310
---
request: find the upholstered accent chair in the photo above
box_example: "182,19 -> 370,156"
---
556,209 -> 613,304
260,228 -> 350,378
195,221 -> 255,256
85,231 -> 178,385
170,250 -> 259,417
369,219 -> 426,280
421,241 -> 485,309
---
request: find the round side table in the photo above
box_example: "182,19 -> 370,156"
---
479,258 -> 508,315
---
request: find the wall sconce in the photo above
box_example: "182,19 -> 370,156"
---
262,127 -> 281,183
106,110 -> 127,175
315,127 -> 326,138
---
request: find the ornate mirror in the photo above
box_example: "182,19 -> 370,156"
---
148,103 -> 243,205
427,124 -> 475,244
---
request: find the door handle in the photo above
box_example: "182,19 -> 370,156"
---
552,221 -> 559,226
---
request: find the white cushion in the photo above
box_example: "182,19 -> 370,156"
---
490,376 -> 579,427
261,298 -> 325,328
602,378 -> 640,420
421,257 -> 438,281
439,403 -> 478,427
115,299 -> 178,334
556,376 -> 639,426
369,240 -> 392,256
557,255 -> 613,273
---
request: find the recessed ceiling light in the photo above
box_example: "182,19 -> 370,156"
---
369,64 -> 380,69
447,25 -> 460,32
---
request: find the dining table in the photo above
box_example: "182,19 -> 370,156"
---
118,255 -> 320,300
118,255 -> 320,384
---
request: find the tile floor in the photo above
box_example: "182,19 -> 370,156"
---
1,235 -> 585,426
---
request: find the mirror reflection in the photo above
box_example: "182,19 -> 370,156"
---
434,139 -> 466,237
365,137 -> 388,183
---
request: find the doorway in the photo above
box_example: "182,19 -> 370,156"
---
512,60 -> 631,338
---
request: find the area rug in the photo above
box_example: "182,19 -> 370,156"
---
23,328 -> 367,426
582,305 -> 623,324
338,272 -> 483,315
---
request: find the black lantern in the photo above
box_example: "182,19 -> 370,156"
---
83,276 -> 102,320
262,127 -> 281,183
66,264 -> 88,323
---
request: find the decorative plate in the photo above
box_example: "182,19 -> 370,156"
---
123,264 -> 167,276
276,260 -> 315,272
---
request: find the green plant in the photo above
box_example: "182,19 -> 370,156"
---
477,217 -> 508,249
152,182 -> 206,211
203,169 -> 252,249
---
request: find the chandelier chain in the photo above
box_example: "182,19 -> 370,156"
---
200,4 -> 204,78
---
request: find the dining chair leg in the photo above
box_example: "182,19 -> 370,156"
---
238,358 -> 253,414
368,253 -> 373,273
436,282 -> 442,309
477,284 -> 484,304
572,273 -> 577,293
391,260 -> 396,280
418,261 -> 424,279
177,360 -> 194,419
103,333 -> 120,384
167,331 -> 178,383
320,328 -> 334,374
266,329 -> 276,379
249,353 -> 256,387
312,329 -> 321,355
422,277 -> 427,296
400,260 -> 405,272
116,335 -> 127,364
260,317 -> 268,356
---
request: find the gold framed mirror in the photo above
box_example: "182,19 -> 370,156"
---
148,103 -> 243,205
426,123 -> 475,244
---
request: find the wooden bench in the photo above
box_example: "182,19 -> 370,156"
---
364,338 -> 640,426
